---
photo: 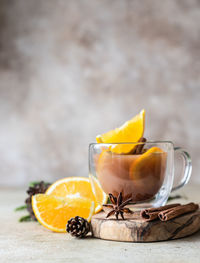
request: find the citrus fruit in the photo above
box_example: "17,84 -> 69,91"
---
96,109 -> 145,154
32,194 -> 94,232
129,147 -> 167,180
46,177 -> 107,214
128,146 -> 167,201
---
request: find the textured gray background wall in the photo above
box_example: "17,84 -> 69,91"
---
0,0 -> 200,187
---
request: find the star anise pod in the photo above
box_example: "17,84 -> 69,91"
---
103,192 -> 133,220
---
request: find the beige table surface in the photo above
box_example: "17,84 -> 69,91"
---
1,183 -> 200,263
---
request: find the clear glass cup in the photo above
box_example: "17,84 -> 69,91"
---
89,141 -> 192,208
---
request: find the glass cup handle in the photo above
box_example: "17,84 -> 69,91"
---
172,147 -> 192,191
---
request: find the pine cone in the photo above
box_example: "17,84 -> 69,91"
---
25,181 -> 51,220
66,216 -> 91,238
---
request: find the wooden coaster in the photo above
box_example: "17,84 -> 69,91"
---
91,209 -> 200,242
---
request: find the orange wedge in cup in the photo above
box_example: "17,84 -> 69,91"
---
129,147 -> 167,180
96,109 -> 145,154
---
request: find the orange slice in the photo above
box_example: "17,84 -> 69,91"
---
129,147 -> 166,180
46,177 -> 107,214
32,194 -> 94,232
96,109 -> 145,154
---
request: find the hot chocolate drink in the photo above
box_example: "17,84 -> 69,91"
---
95,148 -> 167,202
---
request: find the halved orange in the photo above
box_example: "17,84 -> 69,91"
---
46,177 -> 107,214
96,109 -> 145,154
32,194 -> 94,232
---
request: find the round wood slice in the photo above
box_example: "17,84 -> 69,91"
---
91,209 -> 200,242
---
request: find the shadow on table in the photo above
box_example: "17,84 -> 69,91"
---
85,230 -> 200,243
177,229 -> 200,242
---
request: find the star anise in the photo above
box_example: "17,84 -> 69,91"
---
103,192 -> 133,220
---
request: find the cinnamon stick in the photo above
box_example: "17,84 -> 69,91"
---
135,137 -> 147,154
132,137 -> 146,154
158,202 -> 199,221
141,203 -> 181,221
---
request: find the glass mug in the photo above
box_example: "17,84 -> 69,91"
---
89,141 -> 192,208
